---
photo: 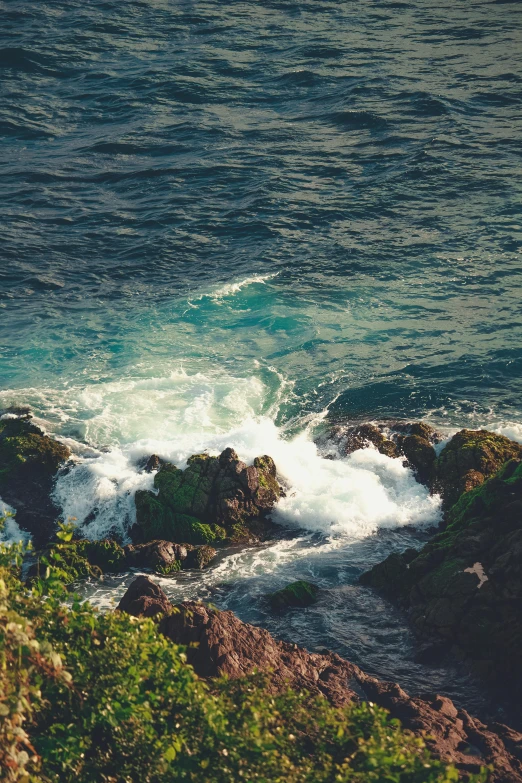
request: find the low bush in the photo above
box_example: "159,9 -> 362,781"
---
0,517 -> 484,783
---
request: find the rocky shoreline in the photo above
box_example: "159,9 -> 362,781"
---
114,574 -> 522,782
2,408 -> 522,779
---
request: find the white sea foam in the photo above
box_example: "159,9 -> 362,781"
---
47,369 -> 442,542
491,422 -> 522,444
192,272 -> 279,302
0,498 -> 29,546
8,369 -> 522,546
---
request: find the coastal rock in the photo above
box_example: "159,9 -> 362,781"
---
332,422 -> 400,458
432,429 -> 522,508
320,420 -> 439,485
132,448 -> 282,545
116,574 -> 171,617
396,433 -> 437,485
0,417 -> 70,546
124,539 -> 217,573
144,454 -> 164,473
360,459 -> 522,702
267,580 -> 319,609
118,576 -> 522,781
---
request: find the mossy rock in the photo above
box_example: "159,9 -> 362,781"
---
125,539 -> 217,573
267,580 -> 319,610
133,491 -> 222,544
433,428 -> 522,507
0,417 -> 71,546
360,458 -> 522,699
133,448 -> 282,545
29,537 -> 128,585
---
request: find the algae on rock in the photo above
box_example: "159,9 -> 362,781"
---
361,458 -> 522,699
433,428 -> 522,508
132,447 -> 282,544
0,417 -> 70,546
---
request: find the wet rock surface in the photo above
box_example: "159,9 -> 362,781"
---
124,539 -> 217,573
119,576 -> 522,782
0,416 -> 70,547
321,421 -> 522,514
320,420 -> 441,486
132,447 -> 282,545
361,459 -> 522,708
267,579 -> 319,610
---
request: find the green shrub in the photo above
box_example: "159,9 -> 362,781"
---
0,519 -> 485,783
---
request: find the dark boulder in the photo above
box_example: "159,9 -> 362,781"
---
124,539 -> 216,573
117,577 -> 522,781
0,417 -> 70,546
183,544 -> 216,570
319,420 -> 440,486
361,459 -> 522,703
132,448 -> 282,545
335,423 -> 400,458
267,580 -> 319,609
144,454 -> 164,473
116,575 -> 171,617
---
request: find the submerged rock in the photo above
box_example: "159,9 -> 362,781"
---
360,459 -> 522,703
0,417 -> 70,546
267,580 -> 319,609
132,448 -> 282,545
118,576 -> 522,781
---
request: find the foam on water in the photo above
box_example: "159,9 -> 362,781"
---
0,498 -> 29,546
45,368 -> 442,542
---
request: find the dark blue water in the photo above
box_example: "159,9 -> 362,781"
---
2,0 -> 522,422
1,0 -> 522,716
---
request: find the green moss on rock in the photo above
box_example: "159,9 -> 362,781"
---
132,448 -> 281,545
267,580 -> 319,610
360,458 -> 522,697
433,428 -> 522,507
0,417 -> 70,545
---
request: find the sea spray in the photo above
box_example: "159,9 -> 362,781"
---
53,414 -> 441,542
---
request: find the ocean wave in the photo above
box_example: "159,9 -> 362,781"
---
46,368 -> 441,542
191,273 -> 279,303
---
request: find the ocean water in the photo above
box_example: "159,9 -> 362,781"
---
1,0 -> 522,715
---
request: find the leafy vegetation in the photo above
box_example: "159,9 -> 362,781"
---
0,517 -> 484,783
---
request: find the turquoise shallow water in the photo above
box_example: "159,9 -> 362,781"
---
1,0 -> 522,717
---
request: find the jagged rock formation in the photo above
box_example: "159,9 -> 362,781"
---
321,420 -> 441,486
321,421 -> 522,511
0,416 -> 70,547
132,447 -> 282,545
118,576 -> 522,782
125,539 -> 216,572
361,459 -> 522,702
